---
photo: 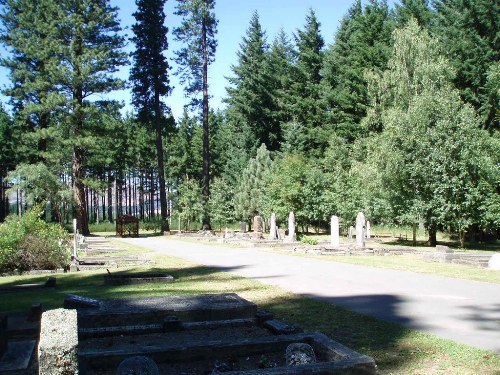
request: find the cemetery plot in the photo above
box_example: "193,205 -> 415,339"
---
48,293 -> 378,374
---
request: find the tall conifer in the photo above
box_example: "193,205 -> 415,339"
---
173,0 -> 218,230
0,0 -> 127,234
130,0 -> 171,232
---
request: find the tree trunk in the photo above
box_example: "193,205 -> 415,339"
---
412,223 -> 417,246
201,17 -> 211,230
459,230 -> 466,248
154,87 -> 169,232
107,172 -> 113,222
427,222 -> 437,247
73,145 -> 89,235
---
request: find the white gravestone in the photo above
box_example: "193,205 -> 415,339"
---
288,212 -> 296,242
356,212 -> 365,248
270,213 -> 277,240
366,220 -> 371,239
348,226 -> 354,240
330,215 -> 340,247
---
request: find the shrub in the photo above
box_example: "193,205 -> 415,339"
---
299,235 -> 318,246
0,205 -> 70,273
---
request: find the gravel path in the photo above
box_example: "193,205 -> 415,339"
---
118,236 -> 500,353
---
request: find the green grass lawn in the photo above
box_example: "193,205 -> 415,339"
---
1,240 -> 499,374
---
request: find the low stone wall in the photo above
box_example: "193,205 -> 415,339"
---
38,308 -> 78,375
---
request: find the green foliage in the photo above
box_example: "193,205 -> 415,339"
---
0,0 -> 127,235
234,144 -> 272,222
0,205 -> 69,273
176,178 -> 203,230
363,19 -> 499,244
6,163 -> 72,222
298,235 -> 319,245
167,110 -> 202,182
173,0 -> 218,107
0,105 -> 15,175
434,0 -> 499,131
287,9 -> 326,155
208,177 -> 235,229
225,12 -> 280,151
321,0 -> 395,139
130,0 -> 170,121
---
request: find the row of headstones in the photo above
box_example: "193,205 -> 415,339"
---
252,211 -> 369,247
246,212 -> 297,242
332,212 -> 370,248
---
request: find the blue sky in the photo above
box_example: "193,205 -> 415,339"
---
114,0 -> 358,120
0,1 -> 391,121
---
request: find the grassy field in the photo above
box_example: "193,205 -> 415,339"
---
0,240 -> 499,374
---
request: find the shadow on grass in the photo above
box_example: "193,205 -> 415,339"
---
2,261 -> 498,373
0,264 -> 251,313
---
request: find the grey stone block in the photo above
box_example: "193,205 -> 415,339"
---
38,308 -> 78,375
263,319 -> 302,335
64,294 -> 100,309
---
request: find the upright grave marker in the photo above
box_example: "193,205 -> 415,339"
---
288,212 -> 296,242
270,213 -> 277,240
356,212 -> 366,248
330,215 -> 340,247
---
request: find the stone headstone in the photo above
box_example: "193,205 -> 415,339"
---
330,215 -> 340,247
239,221 -> 247,233
366,221 -> 371,239
287,212 -> 296,242
270,213 -> 277,240
253,215 -> 263,233
38,309 -> 78,375
116,356 -> 159,375
488,254 -> 500,270
348,226 -> 354,240
356,212 -> 365,248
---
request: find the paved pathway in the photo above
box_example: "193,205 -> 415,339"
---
119,237 -> 500,353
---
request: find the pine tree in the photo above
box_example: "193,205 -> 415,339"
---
225,12 -> 276,151
234,144 -> 272,225
288,9 -> 325,154
0,0 -> 127,234
321,0 -> 394,140
394,0 -> 435,28
130,0 -> 171,232
267,29 -> 295,144
0,105 -> 15,220
173,0 -> 218,230
434,0 -> 499,131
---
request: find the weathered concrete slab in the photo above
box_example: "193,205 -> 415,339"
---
77,293 -> 257,328
0,340 -> 36,372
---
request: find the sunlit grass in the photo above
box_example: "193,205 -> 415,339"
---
1,241 -> 498,374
